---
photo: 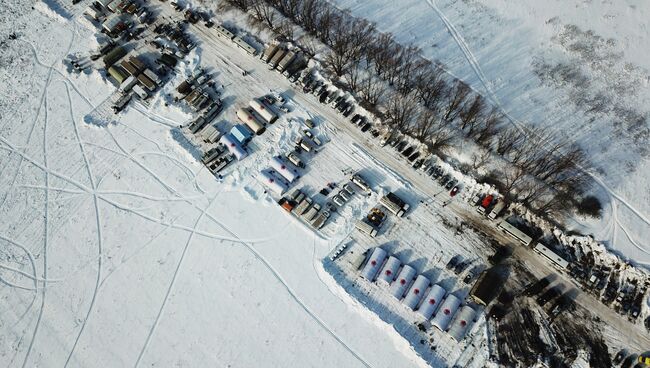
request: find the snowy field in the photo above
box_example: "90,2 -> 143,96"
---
0,2 -> 489,367
2,1 -> 649,367
331,0 -> 650,267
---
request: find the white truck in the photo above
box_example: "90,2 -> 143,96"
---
118,75 -> 138,93
132,84 -> 149,100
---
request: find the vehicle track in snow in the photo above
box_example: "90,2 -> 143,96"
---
423,0 -> 650,257
133,191 -> 221,368
63,80 -> 105,368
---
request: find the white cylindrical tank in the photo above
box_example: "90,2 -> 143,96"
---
402,275 -> 430,310
417,284 -> 446,320
258,170 -> 288,195
250,99 -> 278,124
236,107 -> 266,135
376,256 -> 400,286
447,305 -> 476,341
389,265 -> 416,299
219,134 -> 248,160
431,294 -> 461,331
270,156 -> 300,183
360,247 -> 387,281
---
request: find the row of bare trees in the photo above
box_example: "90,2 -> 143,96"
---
221,0 -> 591,214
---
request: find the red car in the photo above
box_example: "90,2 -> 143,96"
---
450,186 -> 460,197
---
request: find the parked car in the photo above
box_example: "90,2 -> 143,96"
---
450,186 -> 460,197
343,184 -> 355,196
304,119 -> 315,128
445,179 -> 457,190
439,174 -> 451,186
412,159 -> 424,170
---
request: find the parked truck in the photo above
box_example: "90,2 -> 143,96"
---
488,200 -> 507,220
276,50 -> 296,73
379,192 -> 410,217
268,48 -> 286,69
261,43 -> 281,63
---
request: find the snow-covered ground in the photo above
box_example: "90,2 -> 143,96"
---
0,2 -> 486,367
2,1 -> 649,367
331,0 -> 650,267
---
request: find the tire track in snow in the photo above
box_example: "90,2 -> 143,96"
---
201,213 -> 373,368
21,60 -> 55,368
63,79 -> 105,368
133,191 -> 220,368
423,0 -> 650,253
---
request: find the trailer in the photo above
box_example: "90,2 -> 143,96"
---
118,75 -> 138,93
376,256 -> 401,286
268,48 -> 286,68
104,46 -> 127,68
202,145 -> 226,165
236,107 -> 266,135
379,192 -> 410,217
132,84 -> 148,100
417,284 -> 446,320
261,43 -> 280,63
270,156 -> 300,183
355,219 -> 377,237
402,275 -> 430,310
249,99 -> 278,124
233,36 -> 257,55
215,25 -> 235,40
142,69 -> 161,85
310,210 -> 330,229
302,203 -> 321,222
389,265 -> 416,299
431,294 -> 461,331
111,93 -> 131,113
200,124 -> 221,143
208,154 -> 234,174
137,73 -> 156,92
487,200 -> 507,220
107,65 -> 128,84
360,247 -> 387,281
351,174 -> 371,193
276,50 -> 297,72
447,306 -> 476,341
294,197 -> 312,216
84,6 -> 103,20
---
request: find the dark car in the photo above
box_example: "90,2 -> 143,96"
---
536,286 -> 561,306
360,122 -> 371,132
445,179 -> 457,190
412,159 -> 424,170
408,151 -> 420,162
351,114 -> 361,124
439,174 -> 451,186
446,255 -> 461,270
319,91 -> 328,103
401,146 -> 415,157
613,350 -> 626,365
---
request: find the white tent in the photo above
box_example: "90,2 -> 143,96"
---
388,265 -> 416,299
360,247 -> 387,281
431,294 -> 461,331
416,284 -> 446,320
376,256 -> 400,286
447,306 -> 476,341
402,275 -> 430,310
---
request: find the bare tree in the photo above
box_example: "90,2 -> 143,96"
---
384,93 -> 418,132
414,66 -> 447,112
250,0 -> 276,29
359,73 -> 385,106
443,80 -> 471,121
494,126 -> 523,156
459,94 -> 485,132
471,107 -> 501,146
344,64 -> 364,91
